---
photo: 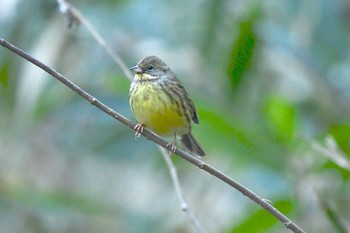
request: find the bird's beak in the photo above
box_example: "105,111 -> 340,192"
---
129,65 -> 143,74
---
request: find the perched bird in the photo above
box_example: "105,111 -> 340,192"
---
129,56 -> 205,156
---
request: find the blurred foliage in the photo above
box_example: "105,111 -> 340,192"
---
319,197 -> 347,233
328,124 -> 350,157
229,200 -> 293,233
228,19 -> 256,90
264,95 -> 296,143
1,0 -> 350,233
0,63 -> 9,89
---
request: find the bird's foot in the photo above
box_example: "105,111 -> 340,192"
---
134,123 -> 144,139
166,141 -> 177,156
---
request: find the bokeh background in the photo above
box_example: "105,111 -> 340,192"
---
1,0 -> 350,232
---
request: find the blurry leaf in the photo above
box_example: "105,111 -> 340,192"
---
328,124 -> 350,157
229,200 -> 293,233
0,63 -> 9,89
323,161 -> 350,180
319,197 -> 347,233
227,20 -> 256,90
264,96 -> 296,143
312,136 -> 350,178
200,108 -> 254,148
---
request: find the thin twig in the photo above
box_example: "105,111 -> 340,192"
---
55,0 -> 205,231
311,136 -> 350,171
0,38 -> 305,233
159,147 -> 207,233
57,0 -> 133,81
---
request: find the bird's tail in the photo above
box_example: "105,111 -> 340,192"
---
180,133 -> 205,157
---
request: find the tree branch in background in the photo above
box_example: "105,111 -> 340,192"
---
311,136 -> 350,171
57,0 -> 133,81
159,146 -> 207,233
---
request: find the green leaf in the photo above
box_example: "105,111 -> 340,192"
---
323,161 -> 350,180
229,200 -> 293,233
0,63 -> 9,89
264,96 -> 296,143
199,108 -> 254,148
328,124 -> 350,157
319,197 -> 347,233
227,20 -> 256,90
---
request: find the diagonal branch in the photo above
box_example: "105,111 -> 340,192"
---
57,0 -> 132,81
1,37 -> 305,233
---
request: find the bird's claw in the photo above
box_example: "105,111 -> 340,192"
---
134,123 -> 144,139
166,141 -> 177,156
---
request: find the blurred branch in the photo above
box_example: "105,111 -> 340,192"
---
159,146 -> 206,233
57,0 -> 133,81
312,136 -> 350,171
0,37 -> 305,233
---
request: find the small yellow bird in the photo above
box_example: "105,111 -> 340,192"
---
129,56 -> 205,156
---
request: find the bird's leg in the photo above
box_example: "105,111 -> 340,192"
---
134,123 -> 144,139
166,134 -> 177,156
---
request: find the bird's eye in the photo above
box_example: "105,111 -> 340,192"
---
147,64 -> 154,71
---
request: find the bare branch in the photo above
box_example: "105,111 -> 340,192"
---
57,0 -> 133,81
159,147 -> 207,233
0,37 -> 305,233
311,136 -> 350,171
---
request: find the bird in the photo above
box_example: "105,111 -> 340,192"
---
129,56 -> 205,157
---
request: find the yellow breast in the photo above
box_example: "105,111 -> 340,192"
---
129,81 -> 190,137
